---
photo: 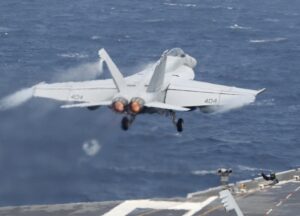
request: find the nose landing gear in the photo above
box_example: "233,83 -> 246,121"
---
171,111 -> 184,132
121,115 -> 135,131
176,118 -> 184,132
120,111 -> 184,132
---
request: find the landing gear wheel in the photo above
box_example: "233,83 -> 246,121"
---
121,117 -> 130,131
176,118 -> 184,132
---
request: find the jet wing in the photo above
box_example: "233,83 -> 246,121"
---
165,79 -> 264,108
33,79 -> 117,103
145,102 -> 190,111
61,101 -> 111,108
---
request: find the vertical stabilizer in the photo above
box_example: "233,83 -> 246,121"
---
147,54 -> 167,93
98,49 -> 126,92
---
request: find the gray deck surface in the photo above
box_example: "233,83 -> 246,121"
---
1,169 -> 299,216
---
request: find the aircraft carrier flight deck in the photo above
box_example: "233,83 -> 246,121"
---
1,168 -> 299,216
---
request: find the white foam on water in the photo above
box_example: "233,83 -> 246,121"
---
249,37 -> 287,43
229,24 -> 251,30
237,165 -> 259,172
0,87 -> 34,111
164,2 -> 196,8
192,170 -> 216,176
91,35 -> 101,40
82,139 -> 101,157
57,52 -> 89,59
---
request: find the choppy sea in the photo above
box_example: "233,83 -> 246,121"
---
0,0 -> 299,206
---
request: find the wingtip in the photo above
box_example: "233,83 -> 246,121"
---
256,88 -> 266,96
98,48 -> 105,57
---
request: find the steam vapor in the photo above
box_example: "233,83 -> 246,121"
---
82,139 -> 101,156
0,87 -> 34,111
0,57 -> 157,112
53,60 -> 104,82
215,95 -> 255,113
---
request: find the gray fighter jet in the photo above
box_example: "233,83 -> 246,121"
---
33,48 -> 265,131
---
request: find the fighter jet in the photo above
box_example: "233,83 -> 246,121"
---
33,48 -> 265,132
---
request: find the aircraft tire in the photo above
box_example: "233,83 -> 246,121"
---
121,117 -> 130,131
176,118 -> 184,132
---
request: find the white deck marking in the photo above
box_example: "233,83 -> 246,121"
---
266,209 -> 273,215
275,201 -> 282,207
286,193 -> 292,199
295,186 -> 300,192
103,196 -> 217,216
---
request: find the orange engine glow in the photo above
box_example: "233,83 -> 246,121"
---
130,101 -> 142,113
113,101 -> 125,113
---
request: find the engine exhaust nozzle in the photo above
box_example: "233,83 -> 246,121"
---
112,97 -> 128,113
129,97 -> 145,114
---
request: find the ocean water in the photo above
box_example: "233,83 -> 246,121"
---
0,0 -> 300,206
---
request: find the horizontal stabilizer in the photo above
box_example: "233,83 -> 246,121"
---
61,101 -> 111,109
256,88 -> 266,96
145,102 -> 190,111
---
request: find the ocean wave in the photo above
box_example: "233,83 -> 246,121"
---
237,165 -> 260,172
254,98 -> 275,107
105,166 -> 183,176
249,37 -> 287,44
0,27 -> 10,37
211,137 -> 252,144
229,24 -> 251,30
0,26 -> 11,33
91,35 -> 101,40
264,18 -> 280,23
211,5 -> 233,10
288,104 -> 300,112
102,166 -> 216,177
0,32 -> 8,37
58,53 -> 89,59
191,170 -> 216,176
164,2 -> 197,8
144,19 -> 165,23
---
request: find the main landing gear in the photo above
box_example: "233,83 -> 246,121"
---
121,115 -> 135,131
120,111 -> 184,132
171,111 -> 184,132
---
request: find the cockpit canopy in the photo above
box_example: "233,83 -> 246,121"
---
166,48 -> 186,57
165,48 -> 197,68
